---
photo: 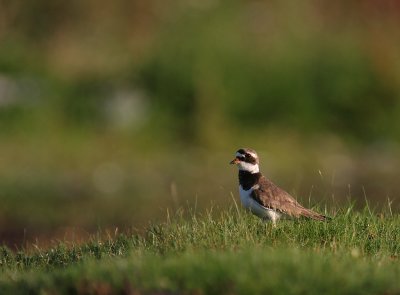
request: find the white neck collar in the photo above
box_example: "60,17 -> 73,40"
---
238,162 -> 259,174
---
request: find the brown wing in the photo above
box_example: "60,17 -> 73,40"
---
251,176 -> 326,220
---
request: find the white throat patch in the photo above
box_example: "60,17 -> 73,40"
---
237,162 -> 259,173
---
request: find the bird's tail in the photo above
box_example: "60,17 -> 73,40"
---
301,208 -> 330,221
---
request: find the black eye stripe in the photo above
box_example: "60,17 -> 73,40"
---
245,154 -> 253,160
235,149 -> 258,164
244,154 -> 257,164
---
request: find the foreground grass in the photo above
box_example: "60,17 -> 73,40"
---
1,206 -> 400,294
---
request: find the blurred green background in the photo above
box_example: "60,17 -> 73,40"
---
1,0 -> 400,248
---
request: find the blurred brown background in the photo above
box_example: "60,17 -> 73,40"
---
1,0 -> 400,248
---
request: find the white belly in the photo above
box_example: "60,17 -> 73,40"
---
239,185 -> 281,222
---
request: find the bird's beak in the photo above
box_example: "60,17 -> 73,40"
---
230,158 -> 240,165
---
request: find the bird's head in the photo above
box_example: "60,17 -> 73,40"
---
230,148 -> 260,173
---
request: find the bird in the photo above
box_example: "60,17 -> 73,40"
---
230,148 -> 328,225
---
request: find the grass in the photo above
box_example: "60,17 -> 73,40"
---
0,204 -> 400,294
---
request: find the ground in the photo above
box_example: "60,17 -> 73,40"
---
0,205 -> 399,295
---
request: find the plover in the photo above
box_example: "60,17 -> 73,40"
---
230,148 -> 327,225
